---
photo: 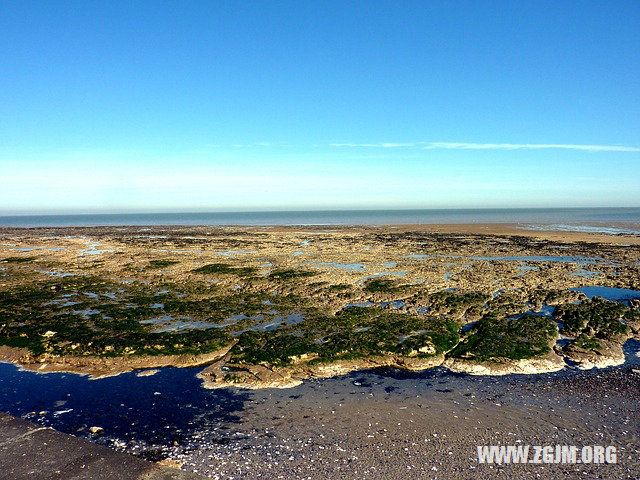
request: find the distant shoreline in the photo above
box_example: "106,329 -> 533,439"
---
1,207 -> 640,228
2,222 -> 639,245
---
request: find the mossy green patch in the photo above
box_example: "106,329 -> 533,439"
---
486,294 -> 529,318
269,269 -> 317,280
230,306 -> 459,368
555,298 -> 631,340
364,279 -> 402,293
530,289 -> 577,305
147,260 -> 179,269
572,334 -> 602,352
230,331 -> 316,367
192,263 -> 257,276
426,290 -> 490,320
449,314 -> 557,361
1,256 -> 37,263
0,277 -> 236,357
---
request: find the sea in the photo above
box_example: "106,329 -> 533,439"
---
1,207 -> 640,233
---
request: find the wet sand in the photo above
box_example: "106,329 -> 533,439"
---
258,222 -> 640,245
175,361 -> 640,479
405,223 -> 640,245
3,348 -> 639,479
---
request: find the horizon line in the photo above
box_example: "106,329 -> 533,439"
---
2,206 -> 640,217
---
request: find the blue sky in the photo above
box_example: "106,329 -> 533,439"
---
1,1 -> 639,213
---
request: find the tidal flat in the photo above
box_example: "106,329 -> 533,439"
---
1,224 -> 640,478
1,224 -> 639,387
1,355 -> 638,479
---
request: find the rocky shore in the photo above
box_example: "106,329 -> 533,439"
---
1,224 -> 638,388
0,344 -> 234,378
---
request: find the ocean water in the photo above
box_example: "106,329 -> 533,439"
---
1,208 -> 640,230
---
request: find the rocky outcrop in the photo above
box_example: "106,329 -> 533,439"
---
0,343 -> 235,378
443,351 -> 566,375
198,354 -> 446,389
563,340 -> 626,370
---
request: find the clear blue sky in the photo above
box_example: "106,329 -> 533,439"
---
1,0 -> 639,214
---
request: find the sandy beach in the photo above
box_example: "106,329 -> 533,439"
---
176,364 -> 640,479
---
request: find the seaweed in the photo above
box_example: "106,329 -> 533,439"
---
571,334 -> 602,352
555,298 -> 631,340
229,306 -> 459,368
426,290 -> 490,319
449,313 -> 557,361
364,279 -> 401,293
0,278 -> 232,357
269,269 -> 317,280
230,331 -> 316,366
192,263 -> 257,276
1,256 -> 37,263
147,260 -> 179,269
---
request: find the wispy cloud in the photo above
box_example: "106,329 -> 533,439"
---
200,141 -> 640,151
329,142 -> 422,148
330,142 -> 640,152
423,142 -> 640,152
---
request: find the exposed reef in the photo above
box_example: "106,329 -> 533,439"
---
1,224 -> 639,387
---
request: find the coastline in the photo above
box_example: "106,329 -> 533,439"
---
3,347 -> 639,480
1,222 -> 638,388
5,221 -> 638,245
0,339 -> 630,389
0,343 -> 235,379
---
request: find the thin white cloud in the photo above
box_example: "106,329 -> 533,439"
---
329,142 -> 640,152
423,142 -> 640,152
206,141 -> 639,151
330,142 -> 423,148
